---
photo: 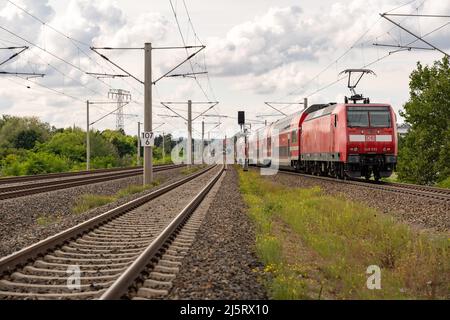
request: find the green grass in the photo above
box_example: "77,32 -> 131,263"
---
72,194 -> 116,214
153,156 -> 173,166
381,172 -> 399,183
181,165 -> 206,175
72,179 -> 164,214
239,169 -> 449,300
437,177 -> 450,189
36,215 -> 58,226
116,180 -> 161,198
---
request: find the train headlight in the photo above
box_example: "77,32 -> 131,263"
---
385,155 -> 397,164
348,155 -> 360,163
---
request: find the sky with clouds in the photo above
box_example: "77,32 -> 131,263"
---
0,0 -> 449,139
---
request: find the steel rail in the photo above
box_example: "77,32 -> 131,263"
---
0,165 -> 216,275
0,166 -> 149,185
100,165 -> 224,300
0,165 -> 184,200
276,169 -> 450,202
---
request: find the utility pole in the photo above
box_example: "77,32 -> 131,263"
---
86,100 -> 125,171
144,43 -> 153,185
86,101 -> 90,171
201,121 -> 205,164
90,43 -> 208,187
224,135 -> 227,170
137,122 -> 142,166
162,132 -> 165,161
187,100 -> 193,166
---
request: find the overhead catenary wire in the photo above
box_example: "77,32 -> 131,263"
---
276,0 -> 433,112
4,0 -> 218,132
5,75 -> 84,102
2,0 -> 147,101
0,24 -> 117,99
168,0 -> 214,105
380,13 -> 450,57
0,0 -> 205,136
181,0 -> 218,103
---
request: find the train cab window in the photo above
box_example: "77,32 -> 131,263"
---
334,114 -> 338,128
370,110 -> 392,128
347,110 -> 369,127
347,106 -> 391,128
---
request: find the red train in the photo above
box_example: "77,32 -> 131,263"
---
236,102 -> 398,181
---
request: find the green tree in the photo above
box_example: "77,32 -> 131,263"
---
41,128 -> 86,162
102,129 -> 136,158
0,115 -> 51,150
41,128 -> 118,163
22,152 -> 70,175
13,129 -> 41,149
397,56 -> 450,185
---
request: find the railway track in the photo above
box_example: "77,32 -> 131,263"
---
0,166 -> 145,185
374,180 -> 450,197
0,164 -> 183,201
277,169 -> 450,203
0,165 -> 224,300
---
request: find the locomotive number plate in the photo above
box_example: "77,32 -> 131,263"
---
365,135 -> 376,142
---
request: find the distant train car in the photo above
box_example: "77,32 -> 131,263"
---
248,130 -> 259,165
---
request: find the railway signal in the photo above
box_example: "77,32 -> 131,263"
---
238,111 -> 250,171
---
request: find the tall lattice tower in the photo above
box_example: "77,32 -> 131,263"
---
108,89 -> 131,131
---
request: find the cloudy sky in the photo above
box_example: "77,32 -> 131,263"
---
0,0 -> 449,138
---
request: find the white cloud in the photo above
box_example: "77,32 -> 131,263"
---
236,63 -> 312,95
0,0 -> 55,44
1,0 -> 449,132
204,0 -> 450,96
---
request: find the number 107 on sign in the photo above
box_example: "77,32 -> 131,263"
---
141,132 -> 155,147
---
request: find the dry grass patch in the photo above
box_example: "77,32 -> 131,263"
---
72,194 -> 116,214
72,179 -> 165,215
181,165 -> 207,175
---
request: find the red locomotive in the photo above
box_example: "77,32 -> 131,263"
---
237,69 -> 398,181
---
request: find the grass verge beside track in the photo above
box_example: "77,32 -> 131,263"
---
72,179 -> 162,215
238,168 -> 449,299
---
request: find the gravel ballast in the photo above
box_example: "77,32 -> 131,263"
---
0,167 -> 187,258
259,169 -> 449,233
168,166 -> 267,300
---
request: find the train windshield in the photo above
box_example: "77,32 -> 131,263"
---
347,106 -> 391,128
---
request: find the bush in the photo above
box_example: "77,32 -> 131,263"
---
22,152 -> 70,175
1,152 -> 70,176
90,156 -> 118,169
1,154 -> 26,176
437,177 -> 450,189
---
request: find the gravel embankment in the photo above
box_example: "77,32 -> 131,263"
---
261,170 -> 449,233
0,167 -> 187,258
168,166 -> 267,300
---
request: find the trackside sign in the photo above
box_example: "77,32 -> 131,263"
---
141,131 -> 155,147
